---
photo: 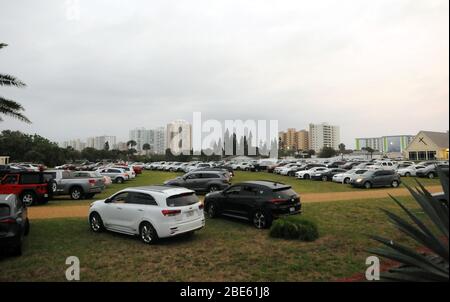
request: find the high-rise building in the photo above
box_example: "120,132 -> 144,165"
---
355,135 -> 414,153
308,123 -> 340,153
128,127 -> 166,154
166,120 -> 192,155
278,128 -> 309,151
129,128 -> 152,152
85,136 -> 116,150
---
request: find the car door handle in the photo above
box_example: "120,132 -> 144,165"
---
137,209 -> 143,212
116,207 -> 122,210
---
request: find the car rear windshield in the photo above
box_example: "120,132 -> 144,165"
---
0,204 -> 10,218
166,192 -> 198,207
272,187 -> 297,199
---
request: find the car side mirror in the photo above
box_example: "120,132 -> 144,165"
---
104,198 -> 111,203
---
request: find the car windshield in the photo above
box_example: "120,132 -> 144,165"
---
166,192 -> 198,207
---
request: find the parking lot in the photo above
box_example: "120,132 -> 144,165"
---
0,169 -> 442,281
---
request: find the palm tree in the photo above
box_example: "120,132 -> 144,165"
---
143,143 -> 151,156
0,43 -> 30,123
126,140 -> 137,149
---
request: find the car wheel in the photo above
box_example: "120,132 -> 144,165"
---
405,172 -> 411,177
364,182 -> 372,189
24,219 -> 30,236
344,178 -> 350,184
21,191 -> 36,207
209,185 -> 220,192
139,222 -> 158,244
116,177 -> 124,184
89,212 -> 105,232
70,187 -> 83,200
304,174 -> 310,180
322,176 -> 328,181
391,180 -> 399,188
11,242 -> 22,257
51,181 -> 57,193
205,202 -> 217,218
428,172 -> 435,179
252,210 -> 272,229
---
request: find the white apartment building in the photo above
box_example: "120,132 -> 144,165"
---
86,136 -> 116,150
59,139 -> 86,151
166,120 -> 192,155
308,123 -> 340,153
129,127 -> 166,154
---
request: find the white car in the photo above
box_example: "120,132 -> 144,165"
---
187,163 -> 213,172
88,186 -> 205,244
397,165 -> 426,177
295,167 -> 328,179
114,166 -> 136,179
333,169 -> 368,184
231,162 -> 254,171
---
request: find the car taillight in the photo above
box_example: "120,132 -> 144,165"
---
89,179 -> 96,185
161,209 -> 181,216
0,218 -> 16,224
270,198 -> 286,204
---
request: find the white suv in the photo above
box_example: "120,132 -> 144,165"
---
88,186 -> 205,244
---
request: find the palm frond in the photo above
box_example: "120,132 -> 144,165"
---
0,74 -> 26,87
0,96 -> 31,123
0,43 -> 7,49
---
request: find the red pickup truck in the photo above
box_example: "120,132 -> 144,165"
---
0,172 -> 50,206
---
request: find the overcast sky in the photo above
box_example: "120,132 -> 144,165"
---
0,0 -> 448,147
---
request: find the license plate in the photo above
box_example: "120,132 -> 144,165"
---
289,207 -> 295,212
185,210 -> 194,217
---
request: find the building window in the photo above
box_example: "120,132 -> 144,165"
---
409,152 -> 417,160
418,151 -> 427,160
427,151 -> 436,160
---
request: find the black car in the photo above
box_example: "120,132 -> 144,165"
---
311,168 -> 347,181
203,181 -> 301,229
0,194 -> 30,256
327,161 -> 347,168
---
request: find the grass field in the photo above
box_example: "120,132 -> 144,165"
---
46,170 -> 441,206
0,195 -> 427,281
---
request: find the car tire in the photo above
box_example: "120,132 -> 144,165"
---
116,177 -> 124,184
24,219 -> 30,236
405,172 -> 411,177
252,209 -> 272,229
11,242 -> 22,257
89,212 -> 105,233
139,222 -> 158,244
21,191 -> 36,207
304,174 -> 310,180
428,172 -> 435,179
344,178 -> 350,184
391,180 -> 400,188
364,182 -> 372,189
205,202 -> 218,218
208,185 -> 220,192
70,186 -> 83,200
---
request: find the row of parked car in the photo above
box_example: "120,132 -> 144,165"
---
268,159 -> 449,189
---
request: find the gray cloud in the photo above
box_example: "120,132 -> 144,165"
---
0,0 -> 448,147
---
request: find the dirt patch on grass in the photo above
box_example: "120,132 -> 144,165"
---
28,185 -> 442,220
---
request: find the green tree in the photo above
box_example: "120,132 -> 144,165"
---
318,146 -> 337,158
104,141 -> 110,151
0,43 -> 30,123
362,146 -> 375,159
143,143 -> 151,156
127,140 -> 137,149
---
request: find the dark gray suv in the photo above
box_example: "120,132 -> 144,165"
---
0,194 -> 30,256
350,169 -> 401,189
164,171 -> 231,193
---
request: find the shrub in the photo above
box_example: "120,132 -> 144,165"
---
269,218 -> 319,242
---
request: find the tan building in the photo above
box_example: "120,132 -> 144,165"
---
403,131 -> 449,161
279,128 -> 309,151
